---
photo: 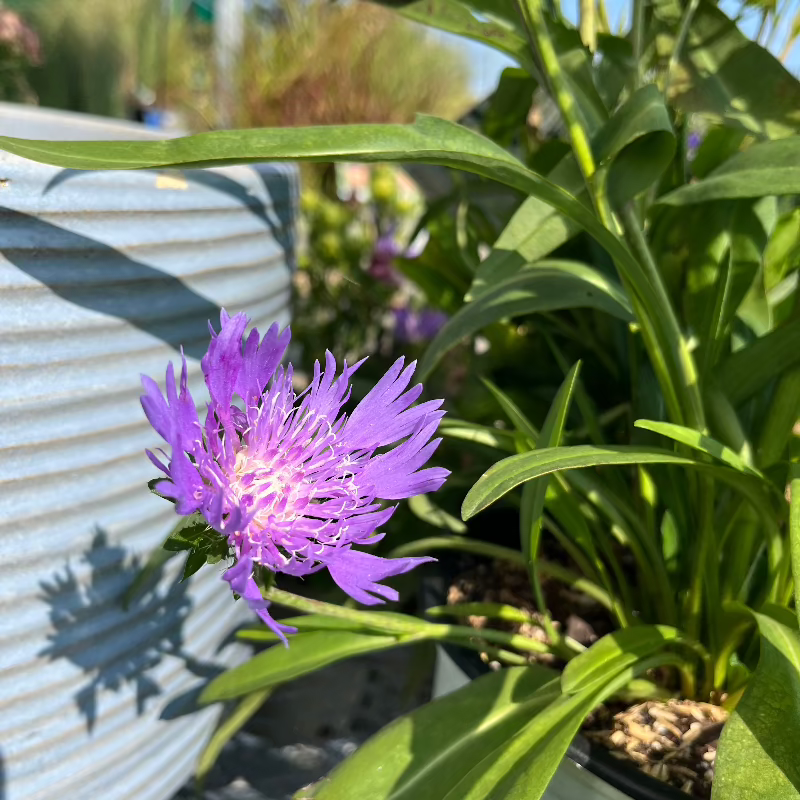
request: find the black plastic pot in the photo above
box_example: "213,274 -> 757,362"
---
421,555 -> 690,800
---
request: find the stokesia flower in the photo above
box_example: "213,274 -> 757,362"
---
141,310 -> 449,643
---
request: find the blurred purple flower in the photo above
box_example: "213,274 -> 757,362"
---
141,311 -> 448,643
0,9 -> 41,64
367,232 -> 403,285
394,308 -> 449,344
368,229 -> 429,286
687,132 -> 703,161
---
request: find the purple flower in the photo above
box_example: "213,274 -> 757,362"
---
687,132 -> 703,161
367,232 -> 403,286
141,310 -> 448,643
394,308 -> 449,344
368,230 -> 429,286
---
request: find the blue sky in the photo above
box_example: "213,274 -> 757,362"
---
444,0 -> 800,99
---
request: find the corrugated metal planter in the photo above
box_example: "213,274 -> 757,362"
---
0,103 -> 297,800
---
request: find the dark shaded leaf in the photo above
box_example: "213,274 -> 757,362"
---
659,137 -> 800,205
420,261 -> 633,378
715,614 -> 800,799
661,0 -> 800,139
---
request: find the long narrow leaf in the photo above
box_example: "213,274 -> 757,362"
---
634,419 -> 763,476
0,112 -> 701,432
716,316 -> 800,405
461,444 -> 777,520
311,666 -> 559,800
196,689 -> 271,789
521,364 -> 581,622
420,262 -> 632,378
200,631 -> 402,703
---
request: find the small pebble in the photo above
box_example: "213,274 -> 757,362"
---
610,730 -> 627,747
650,763 -> 670,782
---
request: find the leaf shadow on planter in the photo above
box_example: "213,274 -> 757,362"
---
184,169 -> 298,273
42,164 -> 298,275
38,529 -> 220,732
0,207 -> 222,361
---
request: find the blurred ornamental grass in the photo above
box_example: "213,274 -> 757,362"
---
9,0 -> 471,128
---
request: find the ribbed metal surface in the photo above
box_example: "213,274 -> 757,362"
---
0,104 -> 296,800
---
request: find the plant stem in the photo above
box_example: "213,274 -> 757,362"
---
580,0 -> 596,51
264,586 -> 425,633
263,587 -> 555,657
390,536 -> 526,566
390,535 -> 616,610
664,0 -> 700,98
516,0 -> 598,193
631,0 -> 646,90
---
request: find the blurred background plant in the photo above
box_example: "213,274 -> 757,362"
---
5,0 -> 471,127
293,162 -> 433,370
0,1 -> 40,102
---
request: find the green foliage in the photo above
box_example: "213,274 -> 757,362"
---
200,631 -> 404,703
6,0 -> 800,796
715,614 -> 800,799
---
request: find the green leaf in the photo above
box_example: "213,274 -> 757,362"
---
728,200 -> 772,338
593,83 -> 676,205
196,689 -> 271,790
561,626 -> 684,695
545,16 -> 608,133
658,136 -> 800,205
691,127 -> 749,179
311,665 -> 560,800
381,0 -> 537,76
441,654 -> 685,800
162,512 -> 212,552
480,377 -> 539,444
438,418 -> 518,452
715,613 -> 800,799
521,362 -> 580,576
461,444 -> 774,520
634,419 -> 763,476
0,111 -> 701,433
468,87 -> 673,300
408,493 -> 467,534
466,194 -> 583,300
715,316 -> 800,405
662,0 -> 800,139
236,615 -> 379,641
790,464 -> 800,627
419,261 -> 633,378
182,549 -> 208,582
310,644 -> 686,800
481,67 -> 537,147
765,209 -> 800,291
200,631 -> 402,703
0,114 -> 642,285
